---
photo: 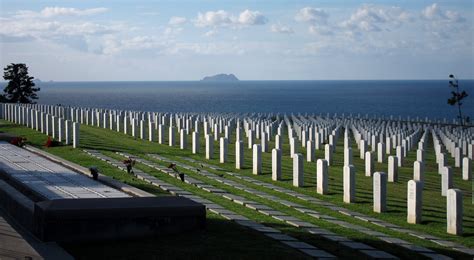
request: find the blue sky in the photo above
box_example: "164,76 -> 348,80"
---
0,0 -> 472,81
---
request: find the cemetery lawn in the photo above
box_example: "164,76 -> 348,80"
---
0,120 -> 472,259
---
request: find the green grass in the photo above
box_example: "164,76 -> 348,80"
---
1,120 -> 472,259
0,121 -> 309,259
183,130 -> 473,248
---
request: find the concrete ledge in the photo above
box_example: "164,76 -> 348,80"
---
24,145 -> 154,198
0,180 -> 35,230
33,196 -> 206,242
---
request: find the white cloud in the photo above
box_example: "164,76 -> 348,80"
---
102,36 -> 166,55
168,16 -> 187,26
195,10 -> 233,27
340,5 -> 412,32
308,25 -> 333,36
295,7 -> 328,24
238,10 -> 267,25
0,18 -> 120,38
194,9 -> 267,28
421,3 -> 465,22
270,24 -> 294,34
164,27 -> 183,37
160,42 -> 249,56
15,7 -> 108,19
203,30 -> 217,37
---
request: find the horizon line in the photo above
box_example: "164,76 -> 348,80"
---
2,78 -> 474,83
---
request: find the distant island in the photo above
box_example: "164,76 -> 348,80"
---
201,74 -> 239,81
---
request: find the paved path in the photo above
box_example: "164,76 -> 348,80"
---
83,150 -> 336,259
0,213 -> 42,259
0,142 -> 129,200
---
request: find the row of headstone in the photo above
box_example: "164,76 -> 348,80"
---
1,104 -> 79,148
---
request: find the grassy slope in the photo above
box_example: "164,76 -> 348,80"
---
0,121 -> 309,260
1,120 -> 472,259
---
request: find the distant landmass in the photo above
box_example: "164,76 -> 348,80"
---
201,74 -> 239,81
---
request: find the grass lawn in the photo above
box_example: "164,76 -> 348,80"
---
0,119 -> 472,259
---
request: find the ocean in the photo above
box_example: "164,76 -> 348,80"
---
3,80 -> 473,120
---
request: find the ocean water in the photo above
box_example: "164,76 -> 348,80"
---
3,80 -> 473,120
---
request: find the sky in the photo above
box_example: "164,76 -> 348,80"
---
0,0 -> 473,81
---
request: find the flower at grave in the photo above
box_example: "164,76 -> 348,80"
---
45,136 -> 53,147
10,136 -> 27,147
167,163 -> 178,173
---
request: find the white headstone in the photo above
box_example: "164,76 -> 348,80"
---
158,124 -> 165,144
447,189 -> 463,235
192,131 -> 199,154
438,153 -> 446,174
293,153 -> 304,187
317,159 -> 328,195
396,145 -> 403,167
454,147 -> 461,168
373,172 -> 387,213
261,132 -> 269,153
72,122 -> 79,148
148,122 -> 156,142
58,118 -> 65,142
180,129 -> 187,149
416,149 -> 425,162
462,157 -> 471,180
248,130 -> 254,149
307,140 -> 315,162
360,140 -> 367,159
388,156 -> 398,182
290,137 -> 298,158
169,126 -> 175,146
275,134 -> 282,150
236,140 -> 244,169
272,148 -> 281,181
325,144 -> 332,166
377,142 -> 385,163
344,147 -> 353,166
220,137 -> 228,163
205,134 -> 213,159
343,165 -> 355,203
65,120 -> 71,145
407,180 -> 422,224
441,166 -> 453,197
413,161 -> 424,183
365,151 -> 374,177
253,144 -> 262,175
386,137 -> 391,154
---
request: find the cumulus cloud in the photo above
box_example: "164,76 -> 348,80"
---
238,10 -> 267,25
194,10 -> 233,27
270,24 -> 294,34
15,7 -> 108,19
295,7 -> 329,24
168,16 -> 187,26
421,3 -> 465,22
340,5 -> 412,32
194,9 -> 267,28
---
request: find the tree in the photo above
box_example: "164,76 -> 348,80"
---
2,63 -> 40,103
447,74 -> 469,126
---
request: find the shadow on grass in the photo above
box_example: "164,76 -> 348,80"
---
60,217 -> 311,260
